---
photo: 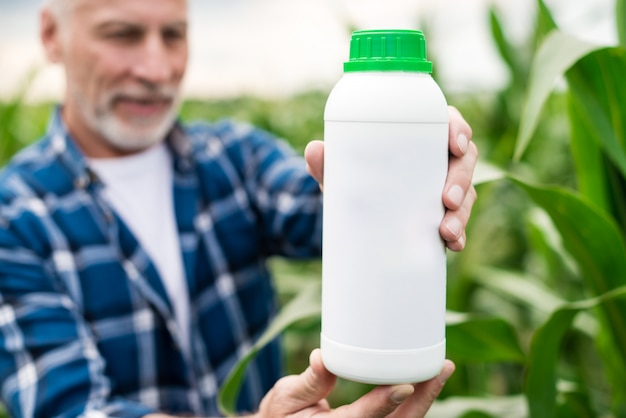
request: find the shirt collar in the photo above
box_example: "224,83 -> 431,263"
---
46,106 -> 95,190
46,106 -> 193,189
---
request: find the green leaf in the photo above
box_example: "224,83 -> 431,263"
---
524,286 -> 626,418
473,160 -> 506,186
534,0 -> 558,47
489,7 -> 516,72
566,90 -> 612,213
525,208 -> 580,283
514,31 -> 603,161
217,280 -> 322,416
565,47 -> 626,229
447,311 -> 525,363
511,179 -> 626,348
0,67 -> 40,164
566,47 -> 626,180
473,266 -> 597,337
429,395 -> 527,418
511,177 -> 626,412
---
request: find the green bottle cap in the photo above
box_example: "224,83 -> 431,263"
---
344,29 -> 433,73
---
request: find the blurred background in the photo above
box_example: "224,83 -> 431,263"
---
0,0 -> 617,101
2,1 -> 626,417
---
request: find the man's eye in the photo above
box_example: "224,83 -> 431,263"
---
105,31 -> 141,42
163,29 -> 186,43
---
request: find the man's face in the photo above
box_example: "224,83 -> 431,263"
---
43,0 -> 188,157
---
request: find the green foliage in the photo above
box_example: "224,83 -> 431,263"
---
180,91 -> 326,154
0,69 -> 52,165
524,286 -> 626,418
446,312 -> 524,364
505,1 -> 626,415
218,280 -> 322,416
567,47 -> 626,229
511,180 -> 626,414
514,32 -> 599,162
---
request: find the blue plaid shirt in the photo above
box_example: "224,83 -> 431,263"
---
0,109 -> 323,417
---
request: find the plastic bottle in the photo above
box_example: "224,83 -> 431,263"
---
321,29 -> 449,384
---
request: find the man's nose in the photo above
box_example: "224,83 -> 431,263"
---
131,34 -> 174,84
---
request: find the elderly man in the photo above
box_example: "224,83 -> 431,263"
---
0,0 -> 478,417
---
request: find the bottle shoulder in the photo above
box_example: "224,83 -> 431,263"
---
324,72 -> 448,123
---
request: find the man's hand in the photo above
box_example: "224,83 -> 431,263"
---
254,349 -> 454,418
439,106 -> 477,251
145,350 -> 454,418
304,105 -> 478,251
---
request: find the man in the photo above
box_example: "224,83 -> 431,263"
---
0,0 -> 478,416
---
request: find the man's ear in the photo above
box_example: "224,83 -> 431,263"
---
40,8 -> 64,63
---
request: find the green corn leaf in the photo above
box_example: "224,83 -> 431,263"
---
473,266 -> 597,337
534,0 -> 558,47
217,280 -> 322,416
0,67 -> 40,164
489,7 -> 516,72
473,160 -> 506,186
447,311 -> 525,363
524,286 -> 626,418
566,47 -> 626,180
525,207 -> 579,283
511,177 -> 626,412
566,91 -> 612,213
566,46 -> 626,228
510,179 -> 626,347
429,395 -> 527,418
514,31 -> 603,161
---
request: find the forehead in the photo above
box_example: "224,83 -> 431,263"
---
71,0 -> 188,25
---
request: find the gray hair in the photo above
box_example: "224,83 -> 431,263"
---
42,0 -> 80,43
43,0 -> 77,21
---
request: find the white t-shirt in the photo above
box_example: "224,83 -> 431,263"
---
88,144 -> 190,355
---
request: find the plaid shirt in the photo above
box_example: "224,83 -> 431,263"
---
0,109 -> 323,418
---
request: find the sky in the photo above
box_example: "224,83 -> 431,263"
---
0,0 -> 618,102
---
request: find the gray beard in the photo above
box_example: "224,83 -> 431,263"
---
68,83 -> 181,153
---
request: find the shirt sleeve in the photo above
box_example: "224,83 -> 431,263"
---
0,225 -> 158,418
238,125 -> 323,258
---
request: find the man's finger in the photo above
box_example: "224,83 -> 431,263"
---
289,349 -> 335,408
447,106 -> 473,158
443,140 -> 478,211
304,140 -> 324,188
440,184 -> 477,251
331,384 -> 415,418
258,349 -> 335,415
390,359 -> 456,418
286,349 -> 335,409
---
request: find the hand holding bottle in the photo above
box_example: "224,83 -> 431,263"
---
252,349 -> 455,418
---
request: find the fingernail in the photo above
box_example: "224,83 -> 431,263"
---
444,217 -> 463,238
447,185 -> 464,207
438,361 -> 455,384
390,385 -> 414,404
457,134 -> 469,154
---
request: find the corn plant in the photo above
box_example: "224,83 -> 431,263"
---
501,0 -> 626,415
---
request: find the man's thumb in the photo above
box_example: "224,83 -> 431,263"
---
294,349 -> 337,405
257,349 -> 337,416
304,140 -> 324,189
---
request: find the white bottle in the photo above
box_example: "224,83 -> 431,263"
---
321,29 -> 449,384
